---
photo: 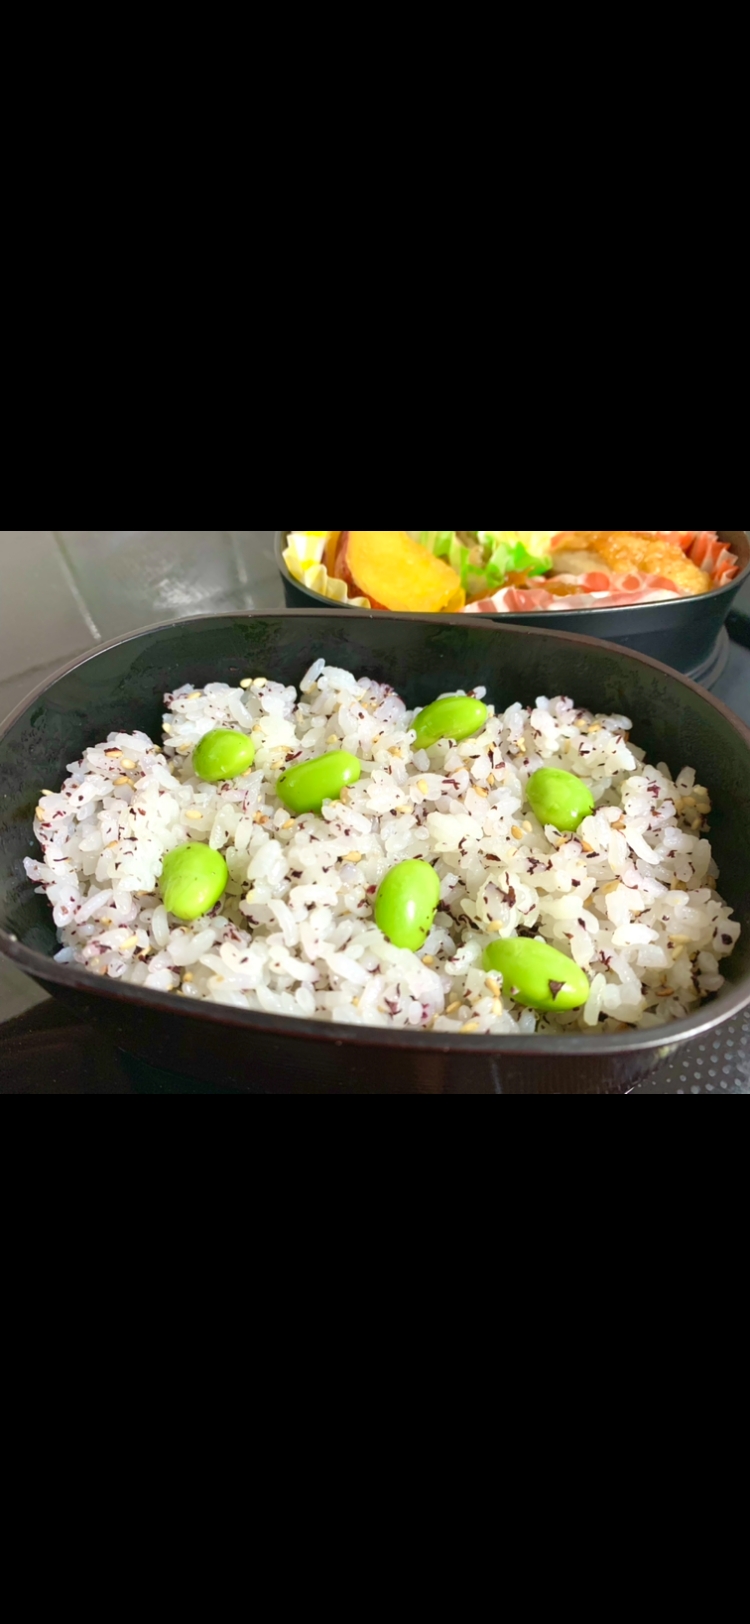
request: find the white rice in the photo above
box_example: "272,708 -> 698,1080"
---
25,663 -> 740,1036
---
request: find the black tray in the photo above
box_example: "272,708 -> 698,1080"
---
2,992 -> 748,1094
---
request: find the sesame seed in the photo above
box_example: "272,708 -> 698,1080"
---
461,1021 -> 480,1035
475,786 -> 489,798
185,810 -> 203,821
113,777 -> 133,787
282,818 -> 296,830
447,1001 -> 462,1015
121,759 -> 137,769
345,852 -> 363,864
240,678 -> 253,689
253,678 -> 267,689
512,825 -> 524,841
581,840 -> 595,854
417,780 -> 430,795
183,972 -> 194,982
120,936 -> 139,951
487,921 -> 503,932
523,821 -> 533,833
422,955 -> 435,968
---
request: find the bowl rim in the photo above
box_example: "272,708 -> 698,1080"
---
2,606 -> 750,1060
275,530 -> 750,617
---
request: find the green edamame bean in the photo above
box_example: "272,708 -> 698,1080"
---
483,938 -> 591,1013
193,728 -> 255,784
412,696 -> 489,752
375,860 -> 441,953
527,768 -> 595,833
277,751 -> 361,816
161,843 -> 228,922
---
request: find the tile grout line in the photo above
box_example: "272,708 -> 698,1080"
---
52,533 -> 102,643
228,530 -> 249,590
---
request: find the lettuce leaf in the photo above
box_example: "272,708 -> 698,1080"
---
418,530 -> 552,596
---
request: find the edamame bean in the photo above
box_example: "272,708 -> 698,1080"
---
161,844 -> 228,922
375,860 -> 441,953
412,696 -> 489,751
483,938 -> 591,1012
527,768 -> 595,833
277,751 -> 361,816
193,728 -> 255,784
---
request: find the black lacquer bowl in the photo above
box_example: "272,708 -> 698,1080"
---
2,611 -> 750,1094
277,532 -> 750,687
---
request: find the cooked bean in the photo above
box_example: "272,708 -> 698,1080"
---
527,767 -> 595,832
412,696 -> 489,751
483,938 -> 591,1012
277,751 -> 361,815
161,844 -> 228,922
375,860 -> 441,952
194,729 -> 255,784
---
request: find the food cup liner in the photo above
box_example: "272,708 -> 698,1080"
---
283,534 -> 371,609
284,532 -> 739,615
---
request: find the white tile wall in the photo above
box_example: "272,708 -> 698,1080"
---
0,530 -> 281,706
0,530 -> 97,681
56,529 -> 280,637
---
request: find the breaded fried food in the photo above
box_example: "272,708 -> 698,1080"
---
551,532 -> 712,595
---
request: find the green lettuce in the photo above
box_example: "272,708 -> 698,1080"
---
418,531 -> 552,598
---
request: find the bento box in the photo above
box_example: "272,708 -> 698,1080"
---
276,531 -> 750,686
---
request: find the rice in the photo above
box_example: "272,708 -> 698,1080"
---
25,663 -> 741,1036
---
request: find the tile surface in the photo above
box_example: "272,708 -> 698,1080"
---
0,530 -> 97,681
56,530 -> 282,636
